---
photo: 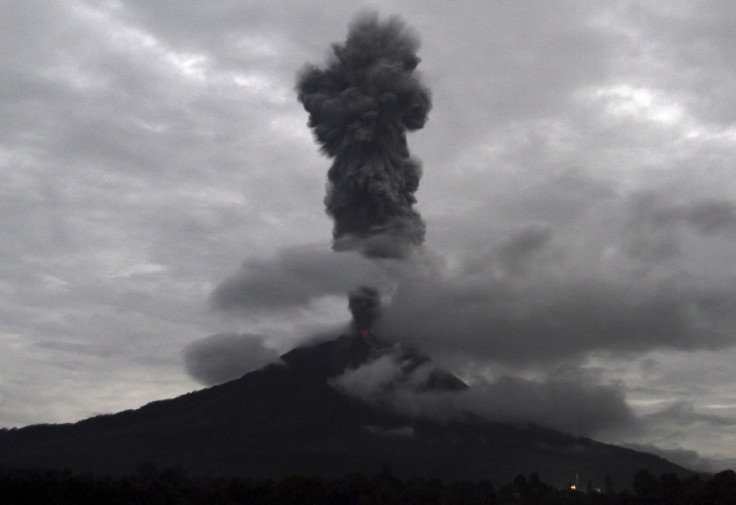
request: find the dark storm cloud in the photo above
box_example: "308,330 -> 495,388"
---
183,333 -> 279,386
296,12 -> 431,258
211,246 -> 388,314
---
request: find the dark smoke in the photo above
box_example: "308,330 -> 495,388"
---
348,286 -> 381,331
331,353 -> 636,437
296,12 -> 431,259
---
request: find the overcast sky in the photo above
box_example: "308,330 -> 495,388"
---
3,0 -> 736,472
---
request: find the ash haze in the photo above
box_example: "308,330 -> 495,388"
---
2,0 -> 736,474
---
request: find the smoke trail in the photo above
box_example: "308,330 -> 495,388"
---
296,12 -> 431,259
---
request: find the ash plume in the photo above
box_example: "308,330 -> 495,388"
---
348,286 -> 381,332
296,12 -> 431,259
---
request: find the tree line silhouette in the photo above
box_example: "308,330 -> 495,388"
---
1,463 -> 734,504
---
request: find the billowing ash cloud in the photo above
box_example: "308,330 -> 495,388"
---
376,247 -> 736,366
330,346 -> 634,438
348,286 -> 382,332
211,198 -> 736,366
211,247 -> 388,314
183,333 -> 279,386
296,12 -> 431,259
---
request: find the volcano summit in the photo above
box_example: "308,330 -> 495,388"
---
0,333 -> 689,487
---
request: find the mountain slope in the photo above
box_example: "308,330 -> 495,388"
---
0,334 -> 690,487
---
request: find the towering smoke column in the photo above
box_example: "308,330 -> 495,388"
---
297,12 -> 430,334
296,12 -> 431,260
348,286 -> 381,335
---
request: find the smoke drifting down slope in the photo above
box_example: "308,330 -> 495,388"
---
297,12 -> 431,259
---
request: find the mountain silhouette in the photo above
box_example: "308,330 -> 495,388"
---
0,334 -> 690,487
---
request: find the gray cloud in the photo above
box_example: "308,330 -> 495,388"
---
643,401 -> 735,428
211,246 -> 389,314
376,247 -> 736,367
621,1 -> 736,128
624,195 -> 736,262
464,223 -> 554,277
676,200 -> 736,235
331,345 -> 633,438
210,191 -> 736,367
461,375 -> 634,437
183,333 -> 279,386
625,401 -> 736,471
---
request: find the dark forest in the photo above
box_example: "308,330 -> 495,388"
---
2,464 -> 735,505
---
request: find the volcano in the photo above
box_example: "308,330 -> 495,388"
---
0,334 -> 689,487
